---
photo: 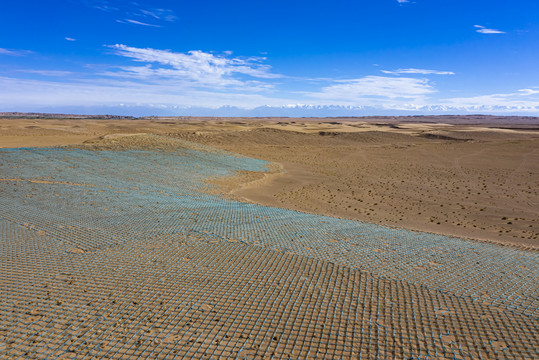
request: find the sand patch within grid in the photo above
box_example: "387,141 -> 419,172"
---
1,220 -> 538,360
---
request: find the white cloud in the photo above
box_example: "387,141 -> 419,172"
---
0,48 -> 32,56
0,46 -> 288,110
2,73 -> 538,114
517,88 -> 539,96
440,88 -> 539,110
79,0 -> 118,12
474,25 -> 505,34
382,68 -> 455,75
65,37 -> 76,41
0,48 -> 17,55
17,69 -> 74,77
124,19 -> 161,27
139,9 -> 176,22
2,40 -> 537,114
306,76 -> 435,105
105,44 -> 281,89
0,76 -> 289,109
81,1 -> 176,24
397,0 -> 409,3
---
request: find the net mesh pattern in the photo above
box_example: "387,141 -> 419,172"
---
1,141 -> 538,359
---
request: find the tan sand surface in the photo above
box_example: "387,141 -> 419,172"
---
1,118 -> 538,359
1,117 -> 538,248
3,220 -> 537,359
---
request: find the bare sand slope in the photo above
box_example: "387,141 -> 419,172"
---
1,117 -> 538,248
174,125 -> 539,249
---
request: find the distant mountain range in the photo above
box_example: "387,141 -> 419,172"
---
1,105 -> 539,124
0,112 -> 136,119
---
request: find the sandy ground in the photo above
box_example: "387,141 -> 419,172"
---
1,118 -> 538,359
3,218 -> 536,359
1,117 -> 538,249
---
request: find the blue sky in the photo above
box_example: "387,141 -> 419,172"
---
1,0 -> 539,116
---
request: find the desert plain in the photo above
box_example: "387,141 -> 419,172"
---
0,115 -> 538,359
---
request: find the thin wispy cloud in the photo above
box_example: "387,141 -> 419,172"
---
441,88 -> 539,110
139,9 -> 176,22
306,76 -> 435,105
0,48 -> 32,56
517,88 -> 539,96
397,0 -> 410,3
382,68 -> 455,75
124,19 -> 161,27
474,25 -> 505,34
0,76 -> 290,109
105,44 -> 281,90
78,0 -> 117,12
17,69 -> 74,77
65,37 -> 77,41
79,0 -> 176,25
2,70 -> 539,113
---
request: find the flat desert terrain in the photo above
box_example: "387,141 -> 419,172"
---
1,116 -> 538,359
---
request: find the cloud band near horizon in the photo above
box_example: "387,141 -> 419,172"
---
0,44 -> 538,115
